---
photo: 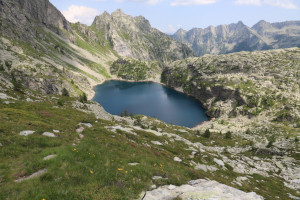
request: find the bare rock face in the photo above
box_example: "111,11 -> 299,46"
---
0,0 -> 72,42
92,9 -> 194,62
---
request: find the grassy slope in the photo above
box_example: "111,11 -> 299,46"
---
0,89 -> 298,199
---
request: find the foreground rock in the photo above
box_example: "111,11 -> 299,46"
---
42,132 -> 57,137
143,179 -> 263,200
43,154 -> 56,160
14,169 -> 47,183
19,130 -> 35,136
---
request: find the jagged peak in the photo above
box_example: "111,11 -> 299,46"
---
252,20 -> 271,27
92,11 -> 112,25
111,8 -> 128,17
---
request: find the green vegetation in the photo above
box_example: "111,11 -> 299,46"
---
225,131 -> 232,139
203,129 -> 211,138
111,58 -> 159,81
61,88 -> 69,97
11,73 -> 23,93
79,93 -> 88,103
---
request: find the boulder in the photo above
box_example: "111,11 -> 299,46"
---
19,130 -> 35,136
174,157 -> 182,162
214,158 -> 225,167
42,132 -> 56,137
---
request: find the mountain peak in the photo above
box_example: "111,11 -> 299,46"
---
252,20 -> 272,33
112,9 -> 127,16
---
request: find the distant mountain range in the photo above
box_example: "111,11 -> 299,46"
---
172,20 -> 300,56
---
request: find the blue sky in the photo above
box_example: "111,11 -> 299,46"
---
50,0 -> 300,33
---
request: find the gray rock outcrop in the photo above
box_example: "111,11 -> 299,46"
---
143,179 -> 263,200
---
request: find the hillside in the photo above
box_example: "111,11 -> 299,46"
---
172,20 -> 300,56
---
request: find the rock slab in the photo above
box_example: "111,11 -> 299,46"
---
143,179 -> 263,200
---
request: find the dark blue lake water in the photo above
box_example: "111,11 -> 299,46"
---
92,80 -> 208,128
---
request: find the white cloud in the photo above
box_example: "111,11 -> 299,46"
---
264,0 -> 298,9
171,0 -> 217,6
234,0 -> 298,9
234,0 -> 261,5
62,5 -> 99,25
115,0 -> 162,5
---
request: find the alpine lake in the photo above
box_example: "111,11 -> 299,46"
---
92,80 -> 208,128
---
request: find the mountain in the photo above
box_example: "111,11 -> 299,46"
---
172,20 -> 300,56
252,20 -> 300,49
92,9 -> 194,62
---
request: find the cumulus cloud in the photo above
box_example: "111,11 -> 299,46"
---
234,0 -> 298,9
171,0 -> 217,6
62,5 -> 100,25
115,0 -> 162,5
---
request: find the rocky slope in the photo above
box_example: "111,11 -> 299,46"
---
0,0 -> 119,99
92,9 -> 194,62
172,20 -> 300,56
162,48 -> 300,123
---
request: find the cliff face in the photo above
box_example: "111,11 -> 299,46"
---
92,9 -> 194,62
0,0 -> 72,41
0,0 -> 117,98
172,20 -> 300,56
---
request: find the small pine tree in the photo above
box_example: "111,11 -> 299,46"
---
246,128 -> 251,135
79,92 -> 87,103
129,113 -> 134,118
11,73 -> 22,93
62,88 -> 69,97
203,129 -> 211,138
225,131 -> 232,139
134,117 -> 142,127
267,137 -> 275,148
124,110 -> 128,117
57,99 -> 64,106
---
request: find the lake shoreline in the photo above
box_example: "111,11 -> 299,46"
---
90,78 -> 210,128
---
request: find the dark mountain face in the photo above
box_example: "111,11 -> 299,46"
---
0,0 -> 72,42
172,20 -> 300,56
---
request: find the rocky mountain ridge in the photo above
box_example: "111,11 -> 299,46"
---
92,9 -> 194,62
172,20 -> 300,56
